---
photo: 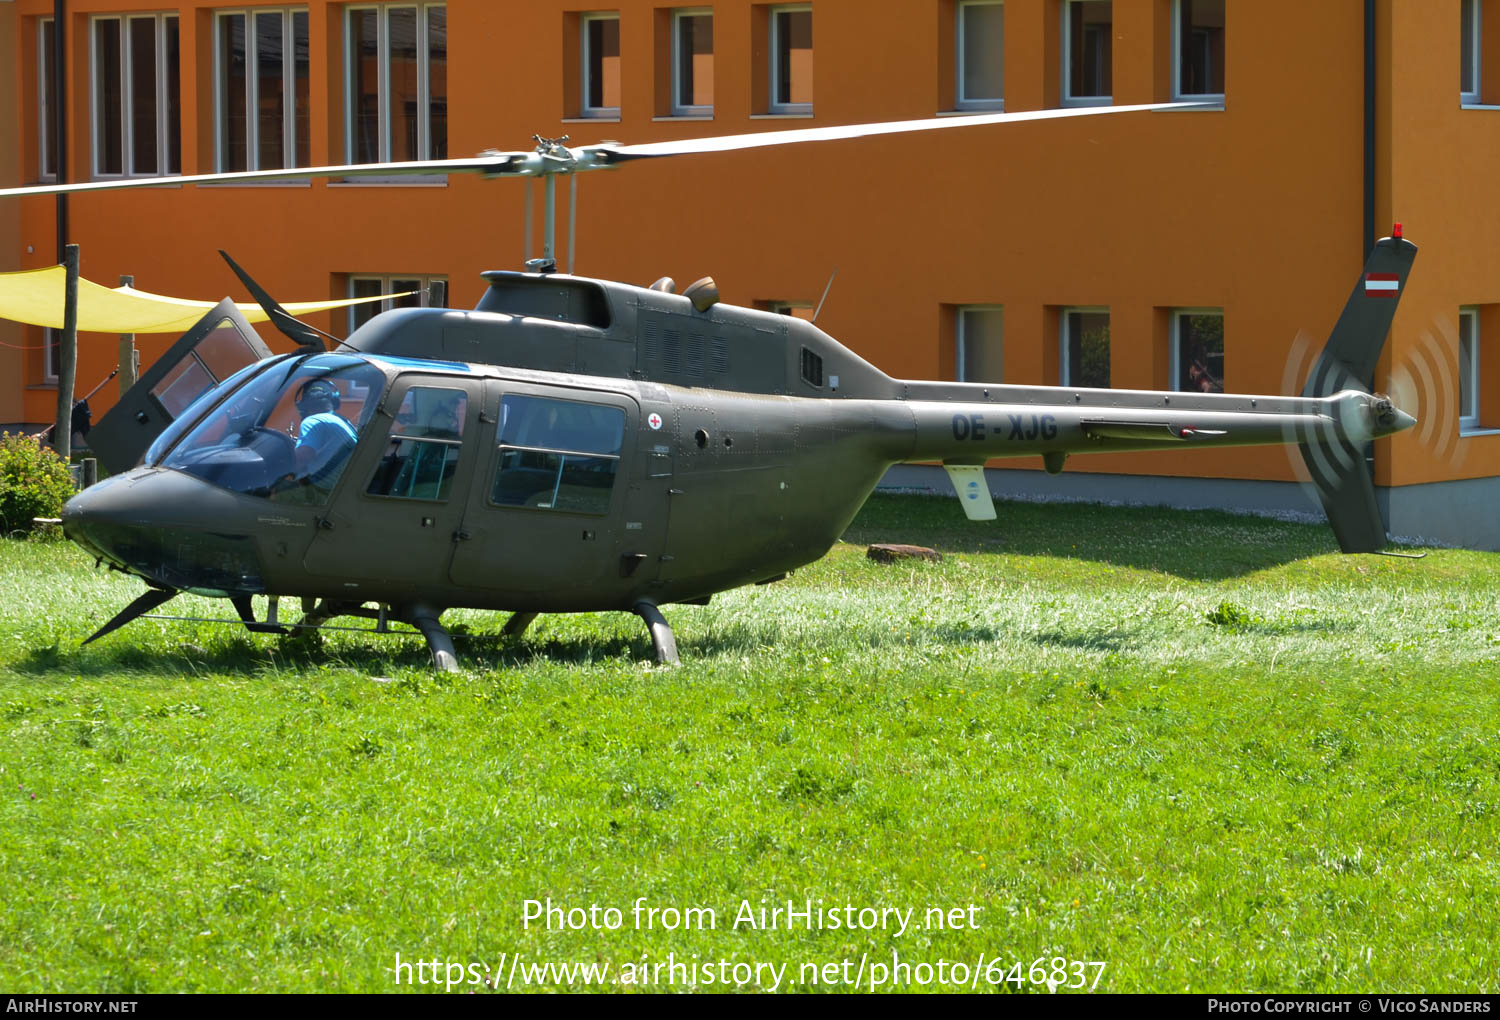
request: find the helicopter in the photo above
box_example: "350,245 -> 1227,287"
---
1,105 -> 1418,669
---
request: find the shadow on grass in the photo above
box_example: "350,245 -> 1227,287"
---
844,493 -> 1339,582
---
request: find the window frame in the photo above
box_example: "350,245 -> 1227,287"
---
347,275 -> 449,335
769,3 -> 813,115
671,8 -> 714,117
213,8 -> 310,173
1172,0 -> 1225,102
580,11 -> 622,119
1060,0 -> 1112,108
344,3 -> 447,164
1059,305 -> 1110,389
88,12 -> 180,180
490,394 -> 626,516
1462,0 -> 1483,105
1459,306 -> 1481,432
955,304 -> 1004,383
956,0 -> 1005,112
38,17 -> 58,181
1169,307 -> 1225,394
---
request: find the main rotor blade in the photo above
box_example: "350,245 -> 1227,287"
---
0,153 -> 528,199
594,102 -> 1215,160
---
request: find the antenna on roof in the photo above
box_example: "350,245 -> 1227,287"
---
812,267 -> 839,324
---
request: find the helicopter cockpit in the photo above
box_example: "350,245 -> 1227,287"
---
153,354 -> 386,504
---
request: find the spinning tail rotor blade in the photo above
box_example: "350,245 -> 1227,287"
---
1297,230 -> 1420,554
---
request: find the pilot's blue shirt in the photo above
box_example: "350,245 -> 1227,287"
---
298,411 -> 358,484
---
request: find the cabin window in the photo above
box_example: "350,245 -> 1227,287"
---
1172,309 -> 1224,393
800,347 -> 824,387
90,14 -> 181,178
162,356 -> 384,505
1061,307 -> 1110,388
214,9 -> 311,172
1174,0 -> 1225,101
491,395 -> 625,515
1061,0 -> 1111,106
956,1 -> 1004,111
367,386 -> 467,501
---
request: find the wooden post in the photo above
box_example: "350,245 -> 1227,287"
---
52,244 -> 79,461
118,274 -> 137,396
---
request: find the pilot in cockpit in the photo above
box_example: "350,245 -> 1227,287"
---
293,379 -> 359,488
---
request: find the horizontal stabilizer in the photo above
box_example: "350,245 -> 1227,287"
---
943,464 -> 996,521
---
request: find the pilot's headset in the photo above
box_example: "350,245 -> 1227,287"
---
295,379 -> 342,417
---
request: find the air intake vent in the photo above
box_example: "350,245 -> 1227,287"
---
642,319 -> 661,363
711,336 -> 729,375
801,347 -> 824,388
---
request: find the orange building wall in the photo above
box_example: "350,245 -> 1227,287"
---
2,0 -> 1494,492
0,1 -> 23,426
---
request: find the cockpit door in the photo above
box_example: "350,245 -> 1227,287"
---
89,299 -> 272,474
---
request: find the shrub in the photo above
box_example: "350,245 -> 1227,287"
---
0,432 -> 74,535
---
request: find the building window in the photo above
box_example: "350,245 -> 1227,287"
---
581,13 -> 621,117
769,301 -> 814,320
1062,1 -> 1111,106
1175,0 -> 1224,99
1172,309 -> 1224,393
216,9 -> 311,172
38,18 -> 58,180
348,275 -> 448,334
347,4 -> 447,163
1462,0 -> 1482,104
1460,307 -> 1480,431
957,2 -> 1004,111
770,5 -> 813,113
1061,307 -> 1110,388
673,9 -> 713,115
90,14 -> 181,178
956,306 -> 1003,382
39,328 -> 59,383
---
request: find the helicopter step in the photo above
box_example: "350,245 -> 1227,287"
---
296,598 -> 458,671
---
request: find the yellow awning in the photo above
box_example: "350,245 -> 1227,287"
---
0,265 -> 412,334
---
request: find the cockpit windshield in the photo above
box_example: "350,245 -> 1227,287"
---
160,354 -> 387,505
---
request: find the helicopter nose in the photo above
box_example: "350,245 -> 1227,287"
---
63,468 -> 268,596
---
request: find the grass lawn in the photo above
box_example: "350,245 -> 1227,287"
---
1,494 -> 1497,993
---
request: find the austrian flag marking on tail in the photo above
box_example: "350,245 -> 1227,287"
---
1365,273 -> 1400,298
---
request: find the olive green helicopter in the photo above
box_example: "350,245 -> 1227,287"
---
0,104 -> 1418,669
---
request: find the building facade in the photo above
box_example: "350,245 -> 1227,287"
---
3,1 -> 1498,545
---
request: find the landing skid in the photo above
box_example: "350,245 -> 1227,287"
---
633,601 -> 679,665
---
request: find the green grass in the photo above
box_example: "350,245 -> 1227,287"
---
2,495 -> 1498,993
